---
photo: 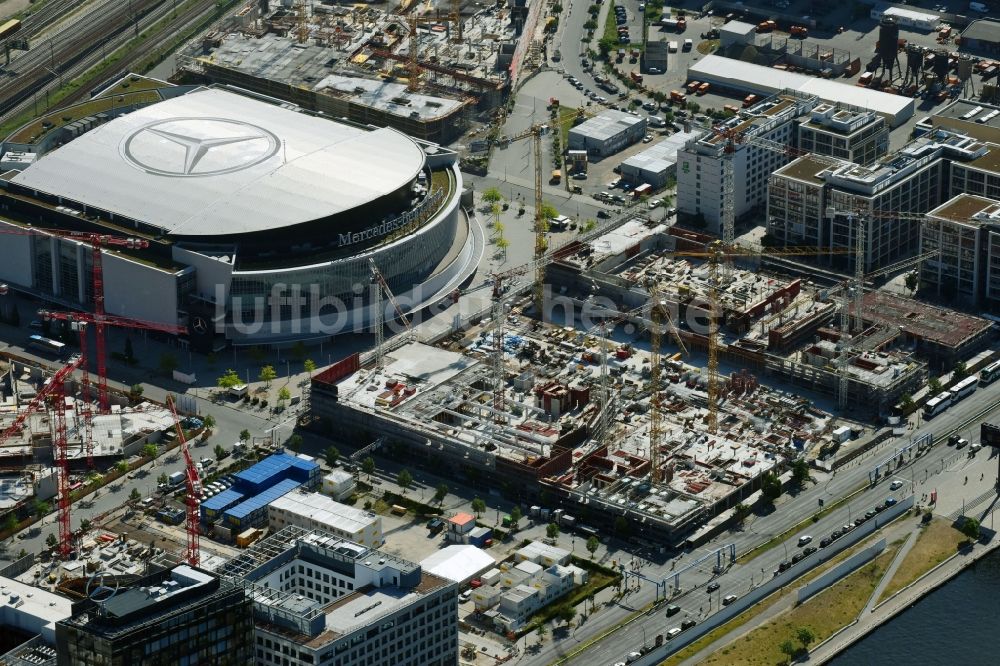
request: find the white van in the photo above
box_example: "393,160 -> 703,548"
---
683,38 -> 693,51
668,41 -> 678,53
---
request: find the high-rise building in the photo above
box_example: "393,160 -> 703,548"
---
676,92 -> 815,232
55,565 -> 253,666
797,103 -> 889,166
218,526 -> 458,666
921,194 -> 1000,307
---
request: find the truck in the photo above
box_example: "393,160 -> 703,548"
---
550,169 -> 562,184
683,38 -> 693,51
630,70 -> 643,83
668,41 -> 678,53
168,471 -> 185,488
670,90 -> 687,103
789,25 -> 808,38
632,183 -> 653,199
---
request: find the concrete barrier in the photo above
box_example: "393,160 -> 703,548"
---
797,538 -> 885,604
634,494 -> 914,665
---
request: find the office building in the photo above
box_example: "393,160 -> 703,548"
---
797,103 -> 889,166
676,92 -> 815,232
921,194 -> 1000,307
268,488 -> 382,548
767,128 -> 997,271
217,526 -> 458,666
568,110 -> 647,157
55,565 -> 253,666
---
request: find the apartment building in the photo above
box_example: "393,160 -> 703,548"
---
218,526 -> 458,666
676,92 -> 816,232
797,103 -> 889,166
921,194 -> 1000,307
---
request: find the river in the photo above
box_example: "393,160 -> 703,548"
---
831,547 -> 1000,666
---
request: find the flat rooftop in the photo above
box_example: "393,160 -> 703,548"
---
774,155 -> 840,185
622,130 -> 702,173
269,489 -> 379,533
928,193 -> 1000,225
570,110 -> 645,142
859,292 -> 993,349
962,18 -> 1000,44
931,99 -> 1000,137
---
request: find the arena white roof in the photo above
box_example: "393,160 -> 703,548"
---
688,56 -> 915,127
11,88 -> 426,236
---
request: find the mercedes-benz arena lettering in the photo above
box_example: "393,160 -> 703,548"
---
0,86 -> 480,349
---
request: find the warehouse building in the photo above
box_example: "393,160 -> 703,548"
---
420,545 -> 496,587
568,110 -> 647,157
217,526 -> 458,666
869,5 -> 940,31
960,19 -> 1000,58
687,55 -> 915,127
619,129 -> 702,188
719,21 -> 756,48
268,488 -> 382,547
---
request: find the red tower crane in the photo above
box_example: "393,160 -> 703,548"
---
1,353 -> 86,559
0,226 -> 150,416
166,395 -> 201,567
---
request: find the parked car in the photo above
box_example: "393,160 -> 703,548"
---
666,627 -> 682,639
722,594 -> 738,606
681,619 -> 697,630
819,537 -> 831,548
885,497 -> 897,506
803,546 -> 817,556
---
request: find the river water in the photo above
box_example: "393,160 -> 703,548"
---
831,547 -> 1000,666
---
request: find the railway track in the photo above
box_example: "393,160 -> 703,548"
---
0,0 -> 166,119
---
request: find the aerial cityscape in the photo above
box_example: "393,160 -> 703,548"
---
0,0 -> 998,664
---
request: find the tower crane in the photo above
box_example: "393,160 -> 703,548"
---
1,353 -> 85,559
368,257 -> 415,369
166,395 -> 201,567
0,226 -> 151,415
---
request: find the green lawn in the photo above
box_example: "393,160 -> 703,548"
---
876,518 -> 966,602
8,89 -> 163,143
698,542 -> 902,666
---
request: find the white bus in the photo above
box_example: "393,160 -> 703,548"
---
949,375 -> 978,402
980,360 -> 1000,385
27,334 -> 66,358
923,391 -> 952,418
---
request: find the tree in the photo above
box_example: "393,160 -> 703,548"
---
586,535 -> 600,558
791,458 -> 810,486
239,429 -> 251,443
116,460 -> 129,474
129,488 -> 141,503
898,393 -> 915,413
158,472 -> 169,486
471,497 -> 486,518
539,202 -> 559,221
4,513 -> 19,533
123,337 -> 135,363
362,456 -> 376,478
129,383 -> 144,402
214,444 -> 226,461
536,624 -> 547,643
779,639 -> 796,660
142,443 -> 158,460
203,414 -> 216,429
217,369 -> 242,390
496,236 -> 510,259
396,468 -> 413,492
46,533 -> 58,549
259,365 -> 277,387
277,386 -> 291,406
928,377 -> 943,395
557,604 -> 575,625
546,522 -> 560,539
80,518 -> 92,532
796,626 -> 815,651
904,271 -> 919,294
961,516 -> 981,541
953,361 -> 969,381
288,434 -> 303,453
158,353 -> 179,376
433,483 -> 449,504
482,187 -> 503,206
304,359 -> 317,376
761,471 -> 783,503
325,446 -> 341,467
734,503 -> 752,524
509,505 -> 522,529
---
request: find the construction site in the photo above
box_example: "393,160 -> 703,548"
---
176,0 -> 523,143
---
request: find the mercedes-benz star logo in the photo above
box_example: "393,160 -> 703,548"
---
192,317 -> 209,335
121,117 -> 280,178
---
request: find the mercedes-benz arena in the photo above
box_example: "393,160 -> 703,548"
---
0,87 -> 481,349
